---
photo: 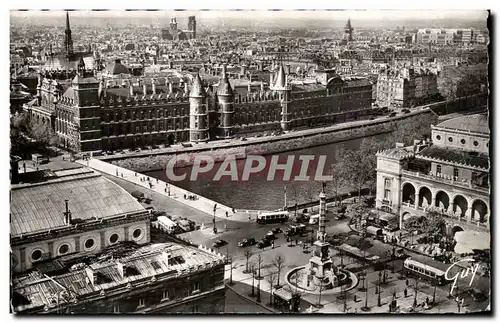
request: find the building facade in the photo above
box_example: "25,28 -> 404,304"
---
375,113 -> 490,235
10,167 -> 151,273
24,63 -> 373,153
10,165 -> 226,314
11,242 -> 226,314
376,67 -> 438,108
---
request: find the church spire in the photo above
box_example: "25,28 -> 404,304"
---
64,11 -> 74,57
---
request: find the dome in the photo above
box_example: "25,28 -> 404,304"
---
436,113 -> 489,134
105,59 -> 130,75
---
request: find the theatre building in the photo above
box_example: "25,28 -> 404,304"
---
375,113 -> 490,235
10,164 -> 225,314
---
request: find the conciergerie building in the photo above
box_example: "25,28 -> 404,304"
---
22,14 -> 373,153
375,113 -> 490,235
24,63 -> 372,153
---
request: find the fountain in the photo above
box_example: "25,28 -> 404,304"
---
285,183 -> 358,295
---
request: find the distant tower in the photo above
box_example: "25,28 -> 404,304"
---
189,74 -> 209,143
188,16 -> 197,39
170,17 -> 178,32
344,18 -> 354,42
270,64 -> 292,131
64,11 -> 74,57
217,65 -> 234,139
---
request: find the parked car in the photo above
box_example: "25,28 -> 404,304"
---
257,239 -> 272,249
265,232 -> 277,240
369,116 -> 376,120
212,240 -> 228,249
151,145 -> 159,149
387,112 -> 397,118
271,227 -> 283,234
402,109 -> 411,114
238,238 -> 256,247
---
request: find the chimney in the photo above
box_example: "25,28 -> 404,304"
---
143,81 -> 147,95
64,200 -> 72,225
247,81 -> 251,93
184,81 -> 188,93
168,82 -> 173,93
129,83 -> 134,96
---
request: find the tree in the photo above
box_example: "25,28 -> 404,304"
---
10,113 -> 31,155
244,250 -> 253,274
410,276 -> 422,308
330,148 -> 347,204
266,270 -> 277,306
423,210 -> 447,240
248,262 -> 256,297
345,202 -> 368,227
272,255 -> 285,288
29,118 -> 52,148
228,257 -> 237,285
255,254 -> 264,302
338,149 -> 372,199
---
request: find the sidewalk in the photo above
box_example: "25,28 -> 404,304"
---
77,158 -> 256,222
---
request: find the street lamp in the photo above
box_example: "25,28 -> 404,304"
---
377,271 -> 382,307
213,204 -> 217,234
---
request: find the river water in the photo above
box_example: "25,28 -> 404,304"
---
145,132 -> 391,210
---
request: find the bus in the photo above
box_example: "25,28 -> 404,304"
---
403,258 -> 446,285
257,211 -> 289,224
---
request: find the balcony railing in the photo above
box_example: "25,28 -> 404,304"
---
401,170 -> 489,193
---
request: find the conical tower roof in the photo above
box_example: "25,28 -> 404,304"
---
217,65 -> 233,96
190,73 -> 206,97
273,64 -> 286,89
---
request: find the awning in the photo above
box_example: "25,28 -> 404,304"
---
273,287 -> 293,301
454,231 -> 491,254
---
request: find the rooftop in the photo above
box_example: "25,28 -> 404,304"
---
10,168 -> 145,236
11,242 -> 225,313
435,113 -> 489,134
417,145 -> 489,170
377,146 -> 415,160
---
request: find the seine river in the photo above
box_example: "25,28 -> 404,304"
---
145,132 -> 391,210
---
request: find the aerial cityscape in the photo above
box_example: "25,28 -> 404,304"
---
9,9 -> 490,314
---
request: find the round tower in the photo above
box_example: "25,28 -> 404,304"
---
217,65 -> 235,139
270,64 -> 292,131
189,74 -> 209,143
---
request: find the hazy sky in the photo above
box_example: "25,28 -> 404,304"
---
10,9 -> 488,21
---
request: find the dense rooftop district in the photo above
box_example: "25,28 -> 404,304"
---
11,14 -> 488,90
9,12 -> 490,314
